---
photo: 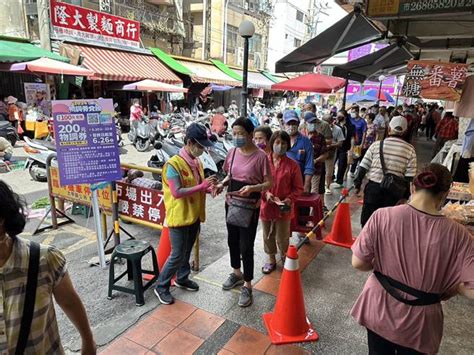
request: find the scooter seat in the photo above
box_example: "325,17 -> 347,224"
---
30,139 -> 57,151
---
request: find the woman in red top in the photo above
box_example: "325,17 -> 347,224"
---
260,131 -> 304,274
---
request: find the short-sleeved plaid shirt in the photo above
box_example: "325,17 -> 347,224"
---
0,237 -> 66,354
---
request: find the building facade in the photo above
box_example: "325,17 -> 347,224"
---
266,0 -> 310,73
186,0 -> 271,69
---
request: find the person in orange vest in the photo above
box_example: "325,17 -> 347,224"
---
154,123 -> 217,305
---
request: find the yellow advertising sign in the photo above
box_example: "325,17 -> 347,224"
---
367,0 -> 400,17
50,166 -> 112,211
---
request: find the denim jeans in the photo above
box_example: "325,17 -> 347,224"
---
156,221 -> 200,291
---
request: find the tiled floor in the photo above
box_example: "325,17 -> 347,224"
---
100,239 -> 326,354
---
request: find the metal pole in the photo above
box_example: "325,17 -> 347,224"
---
91,188 -> 107,269
341,79 -> 349,110
111,181 -> 121,246
45,153 -> 58,228
241,37 -> 249,118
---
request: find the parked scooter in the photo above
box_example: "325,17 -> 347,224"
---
23,136 -> 56,182
147,135 -> 218,181
127,115 -> 157,152
0,121 -> 19,146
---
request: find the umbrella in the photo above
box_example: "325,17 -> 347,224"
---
210,84 -> 234,91
122,79 -> 188,93
4,57 -> 93,76
347,92 -> 377,104
365,89 -> 395,103
332,43 -> 414,83
271,73 -> 346,93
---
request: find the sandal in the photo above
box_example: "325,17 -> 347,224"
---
262,263 -> 276,274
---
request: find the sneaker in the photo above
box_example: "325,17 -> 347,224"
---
222,273 -> 244,290
330,183 -> 344,189
174,279 -> 199,292
154,288 -> 174,305
325,188 -> 332,195
238,286 -> 253,307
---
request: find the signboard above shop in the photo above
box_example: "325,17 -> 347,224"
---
50,0 -> 140,49
402,60 -> 469,101
367,0 -> 474,18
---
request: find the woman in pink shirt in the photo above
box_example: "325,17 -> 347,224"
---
351,163 -> 474,354
214,117 -> 272,307
260,131 -> 303,274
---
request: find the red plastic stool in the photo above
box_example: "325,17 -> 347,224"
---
291,193 -> 323,240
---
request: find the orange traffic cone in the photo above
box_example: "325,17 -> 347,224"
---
323,197 -> 355,249
263,245 -> 319,345
143,222 -> 171,281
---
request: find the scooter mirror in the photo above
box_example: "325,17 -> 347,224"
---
153,142 -> 163,150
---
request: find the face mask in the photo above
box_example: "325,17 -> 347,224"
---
233,136 -> 246,148
273,144 -> 287,155
307,123 -> 316,132
350,112 -> 357,118
190,145 -> 204,158
285,125 -> 298,136
256,142 -> 266,150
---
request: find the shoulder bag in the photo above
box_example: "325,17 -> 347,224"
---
226,149 -> 258,228
379,140 -> 409,199
15,241 -> 41,355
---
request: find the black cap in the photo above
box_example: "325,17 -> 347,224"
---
186,123 -> 214,147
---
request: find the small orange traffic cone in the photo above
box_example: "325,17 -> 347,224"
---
323,191 -> 355,249
143,223 -> 171,281
263,245 -> 319,345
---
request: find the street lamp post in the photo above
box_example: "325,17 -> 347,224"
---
239,20 -> 255,118
377,74 -> 386,104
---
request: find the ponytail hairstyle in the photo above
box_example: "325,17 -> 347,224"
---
413,163 -> 452,195
0,181 -> 27,238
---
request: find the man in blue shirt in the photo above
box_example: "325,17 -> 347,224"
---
349,105 -> 367,175
284,110 -> 314,192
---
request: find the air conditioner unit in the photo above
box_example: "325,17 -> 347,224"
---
235,47 -> 244,66
254,52 -> 262,69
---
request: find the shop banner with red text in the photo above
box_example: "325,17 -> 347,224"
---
116,182 -> 165,225
50,0 -> 140,48
402,60 -> 469,102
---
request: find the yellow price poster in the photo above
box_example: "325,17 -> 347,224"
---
367,0 -> 400,17
50,166 -> 113,211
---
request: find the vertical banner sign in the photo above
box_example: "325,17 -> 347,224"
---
50,0 -> 140,48
52,98 -> 122,186
402,60 -> 469,101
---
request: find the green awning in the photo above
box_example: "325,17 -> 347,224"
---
0,39 -> 69,63
150,47 -> 193,76
210,59 -> 243,81
261,71 -> 280,83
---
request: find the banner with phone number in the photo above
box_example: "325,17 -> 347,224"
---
52,98 -> 122,186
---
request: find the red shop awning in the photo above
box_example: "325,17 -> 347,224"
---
74,45 -> 182,84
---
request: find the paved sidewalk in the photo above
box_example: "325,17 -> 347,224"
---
100,239 -> 327,355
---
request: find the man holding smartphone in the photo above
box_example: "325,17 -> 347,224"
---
154,123 -> 217,305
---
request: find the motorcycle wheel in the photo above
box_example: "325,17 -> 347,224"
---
147,159 -> 164,181
135,139 -> 150,152
7,135 -> 17,147
29,162 -> 47,182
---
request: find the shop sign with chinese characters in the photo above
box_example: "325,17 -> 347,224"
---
401,60 -> 469,101
50,0 -> 140,48
367,0 -> 474,18
117,182 -> 165,225
52,98 -> 122,186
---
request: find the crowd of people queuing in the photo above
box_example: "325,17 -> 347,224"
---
1,96 -> 472,354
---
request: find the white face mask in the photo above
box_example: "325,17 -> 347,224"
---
190,145 -> 204,157
285,125 -> 298,136
307,123 -> 316,132
350,112 -> 357,118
